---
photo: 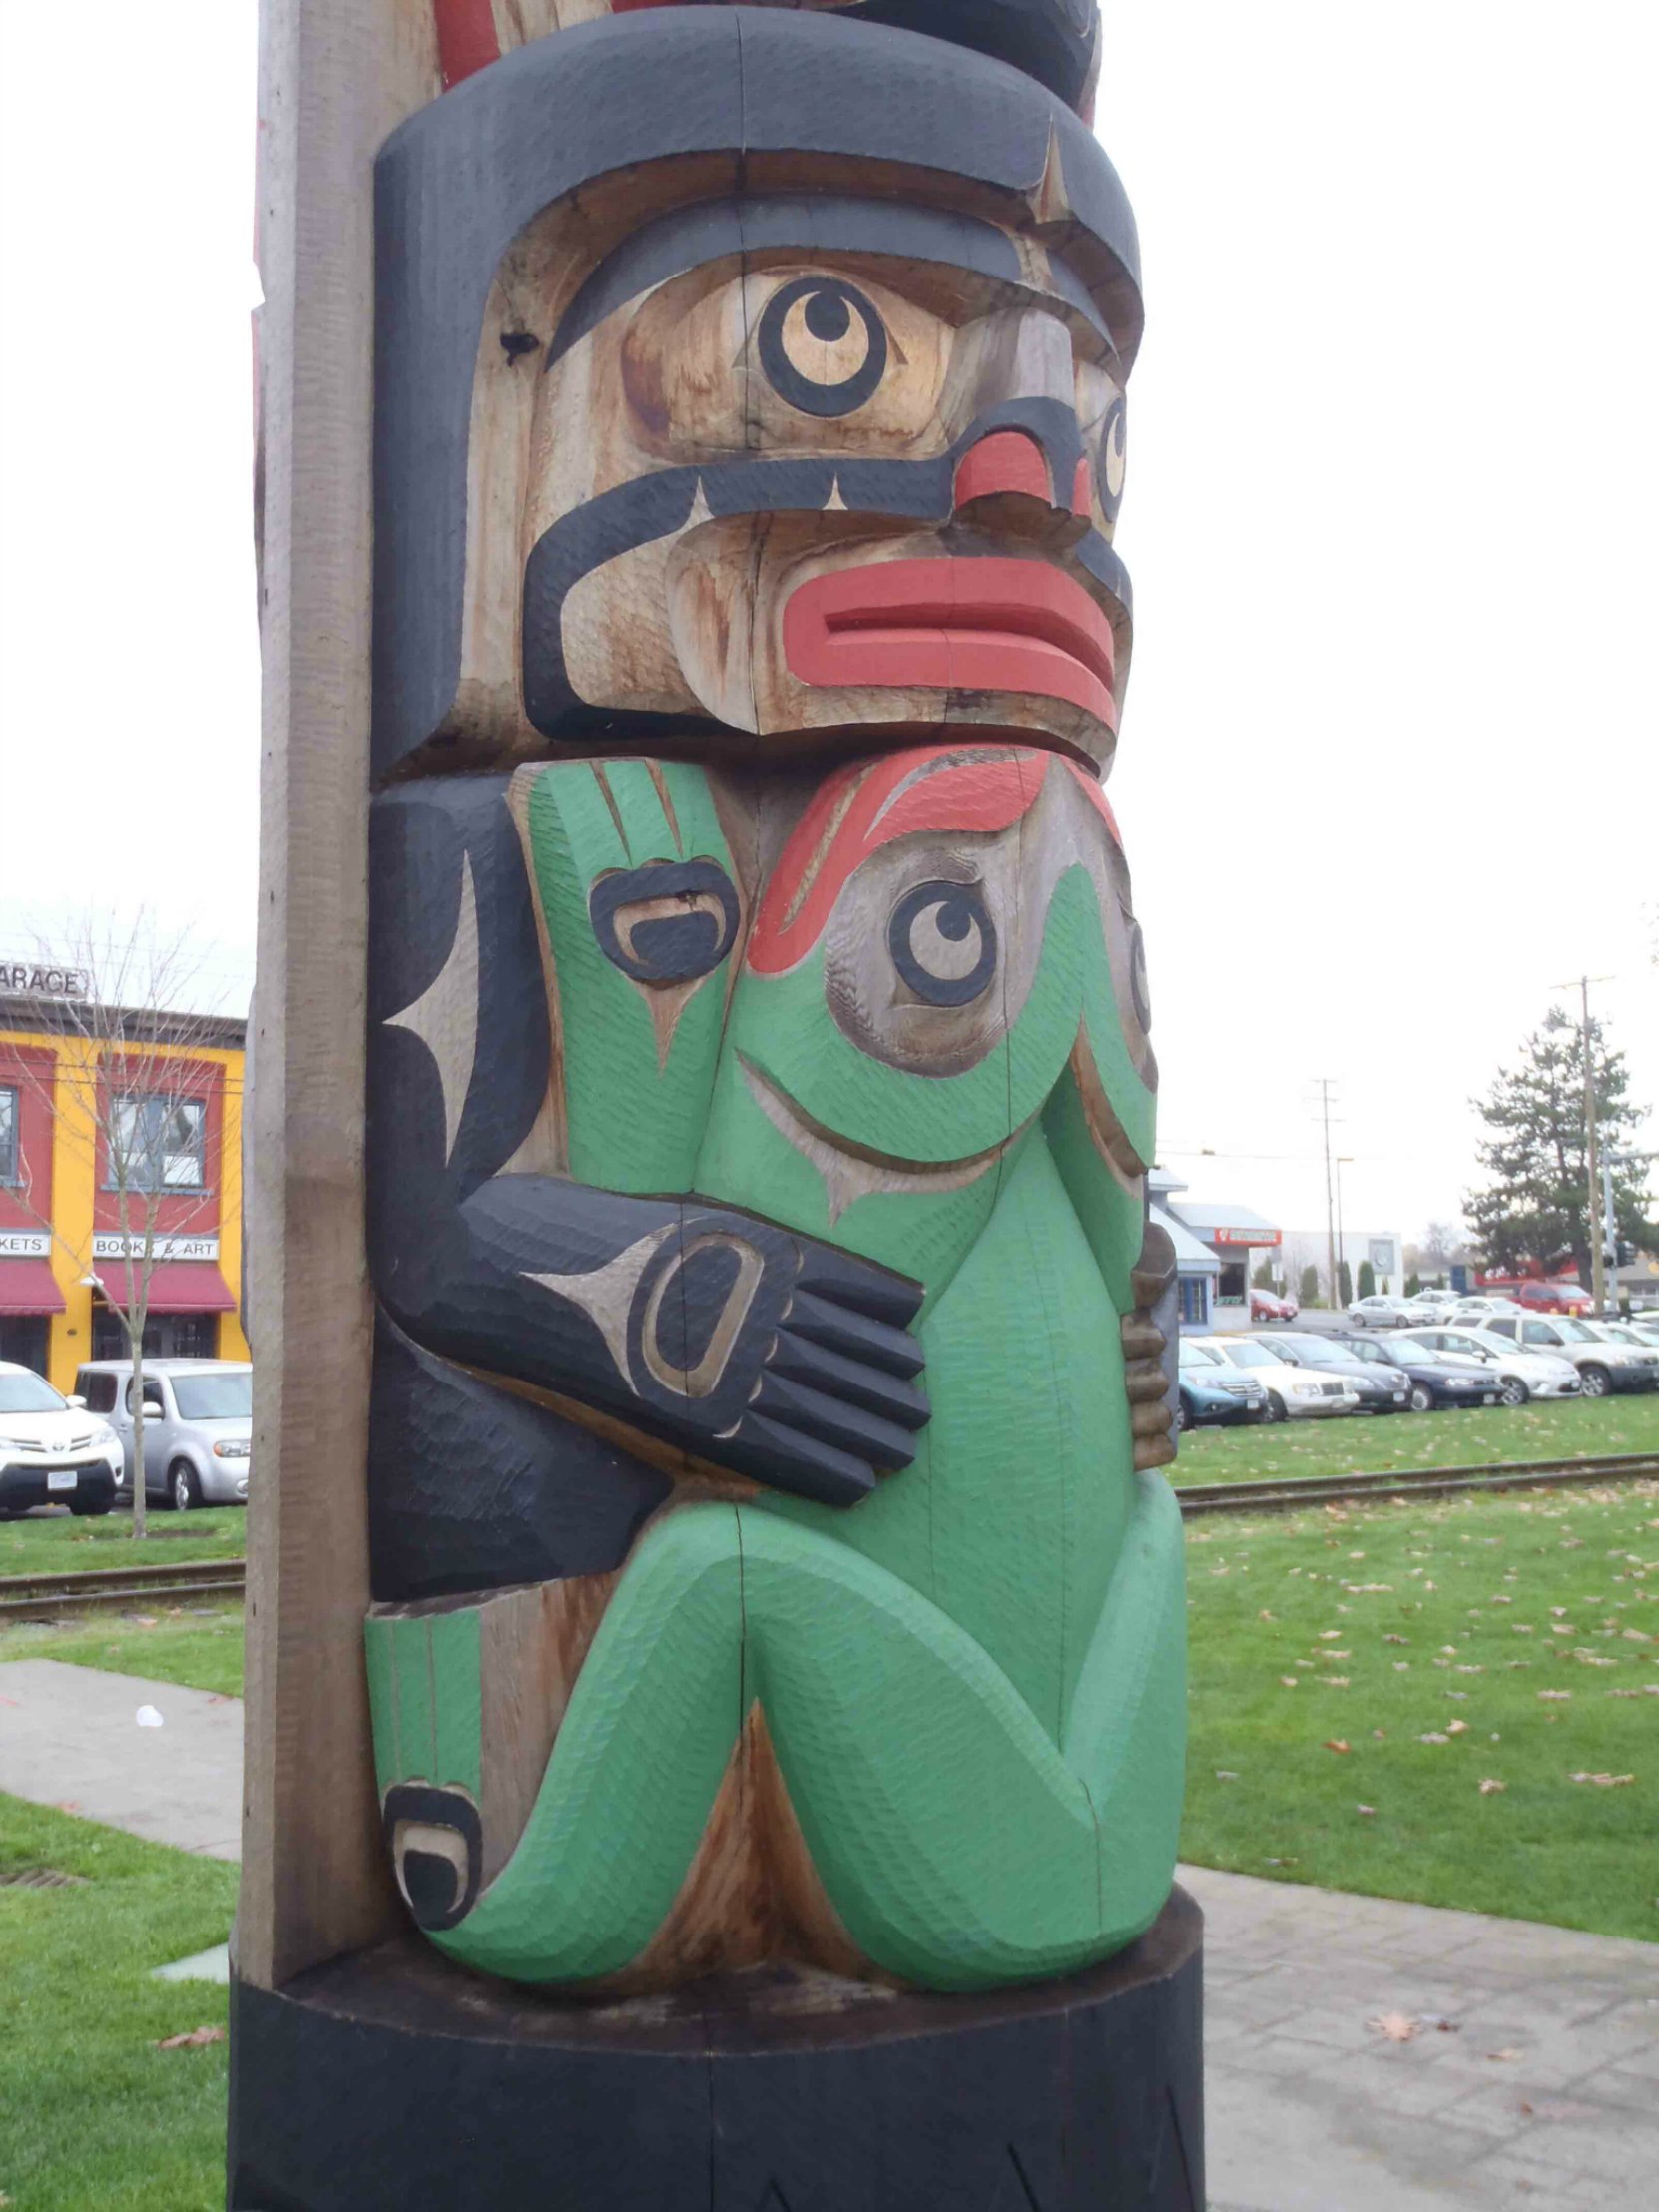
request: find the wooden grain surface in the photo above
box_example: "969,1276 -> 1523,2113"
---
241,0 -> 438,1991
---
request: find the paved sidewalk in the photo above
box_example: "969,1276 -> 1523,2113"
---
0,1658 -> 242,1859
2,1662 -> 1654,2203
1187,1862 -> 1659,2210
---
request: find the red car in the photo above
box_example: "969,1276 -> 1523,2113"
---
1514,1279 -> 1593,1315
1249,1286 -> 1300,1322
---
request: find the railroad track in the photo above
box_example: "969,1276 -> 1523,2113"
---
1,1452 -> 1655,1611
0,1555 -> 248,1621
1177,1450 -> 1659,1518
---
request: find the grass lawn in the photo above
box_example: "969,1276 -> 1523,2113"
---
1172,1387 -> 1659,1486
0,1796 -> 236,2211
0,1506 -> 247,1573
0,1607 -> 244,1695
1182,1477 -> 1659,1940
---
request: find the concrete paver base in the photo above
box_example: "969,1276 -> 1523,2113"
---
0,1658 -> 242,1860
3,1661 -> 1655,2203
1187,1862 -> 1659,2209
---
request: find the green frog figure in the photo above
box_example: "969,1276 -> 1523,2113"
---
365,740 -> 1182,1993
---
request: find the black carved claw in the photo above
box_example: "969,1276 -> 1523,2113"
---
626,1208 -> 928,1509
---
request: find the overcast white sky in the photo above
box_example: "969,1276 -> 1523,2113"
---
2,2 -> 1654,1249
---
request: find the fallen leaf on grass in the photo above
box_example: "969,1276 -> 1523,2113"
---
1357,1804 -> 1377,1816
1537,1690 -> 1571,1701
155,2026 -> 226,2051
1368,2012 -> 1419,2044
1478,1778 -> 1506,1795
1280,1677 -> 1299,1688
1383,1633 -> 1409,1645
1324,1740 -> 1351,1754
1322,1676 -> 1352,1687
1446,1719 -> 1469,1735
1215,1770 -> 1241,1782
1419,1732 -> 1450,1744
1319,1631 -> 1344,1642
1568,1772 -> 1634,1788
131,1616 -> 159,1629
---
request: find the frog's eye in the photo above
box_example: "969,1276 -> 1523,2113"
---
887,881 -> 997,1007
757,277 -> 888,419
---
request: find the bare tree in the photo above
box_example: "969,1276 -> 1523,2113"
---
5,918 -> 240,1538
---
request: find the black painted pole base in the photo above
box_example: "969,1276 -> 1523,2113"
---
229,1886 -> 1203,2211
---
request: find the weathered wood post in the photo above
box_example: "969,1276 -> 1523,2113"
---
236,4 -> 1201,2204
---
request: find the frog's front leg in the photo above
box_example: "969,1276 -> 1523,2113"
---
369,758 -> 928,1513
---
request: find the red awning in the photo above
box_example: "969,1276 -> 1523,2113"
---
0,1259 -> 68,1316
102,1262 -> 238,1315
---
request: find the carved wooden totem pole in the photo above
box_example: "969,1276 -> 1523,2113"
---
238,3 -> 1200,2205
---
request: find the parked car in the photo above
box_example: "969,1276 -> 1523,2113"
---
1249,1285 -> 1299,1323
1514,1280 -> 1594,1316
1393,1327 -> 1580,1407
1177,1339 -> 1269,1429
1478,1315 -> 1659,1397
1447,1296 -> 1522,1324
1209,1336 -> 1358,1421
1623,1314 -> 1659,1347
1347,1294 -> 1413,1328
1400,1289 -> 1459,1325
0,1362 -> 123,1518
1329,1332 -> 1505,1412
1257,1331 -> 1410,1413
73,1359 -> 253,1510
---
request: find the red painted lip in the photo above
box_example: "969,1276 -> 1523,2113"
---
782,557 -> 1117,730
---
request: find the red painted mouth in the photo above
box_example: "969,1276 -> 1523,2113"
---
782,557 -> 1117,730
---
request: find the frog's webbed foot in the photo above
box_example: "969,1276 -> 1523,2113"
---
1123,1221 -> 1178,1471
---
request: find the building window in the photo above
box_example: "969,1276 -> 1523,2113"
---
0,1086 -> 17,1183
1178,1275 -> 1208,1326
108,1094 -> 207,1193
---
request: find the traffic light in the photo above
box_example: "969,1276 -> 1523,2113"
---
1614,1239 -> 1636,1268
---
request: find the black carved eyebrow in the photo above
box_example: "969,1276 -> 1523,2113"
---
547,194 -> 1111,367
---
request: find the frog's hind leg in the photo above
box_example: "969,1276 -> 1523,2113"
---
368,1502 -> 749,1987
739,1469 -> 1186,1991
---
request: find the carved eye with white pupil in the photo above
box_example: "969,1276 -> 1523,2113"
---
1096,393 -> 1127,520
888,881 -> 997,1007
758,277 -> 887,418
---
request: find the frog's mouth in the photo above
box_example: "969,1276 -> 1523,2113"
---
739,1055 -> 1023,1226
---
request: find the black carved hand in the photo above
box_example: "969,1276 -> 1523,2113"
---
624,1207 -> 928,1508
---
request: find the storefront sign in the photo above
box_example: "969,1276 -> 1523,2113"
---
92,1234 -> 220,1263
0,960 -> 89,999
1213,1227 -> 1281,1247
0,1229 -> 51,1258
1368,1239 -> 1396,1273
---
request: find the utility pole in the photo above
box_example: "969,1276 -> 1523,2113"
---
1336,1154 -> 1353,1304
1315,1078 -> 1340,1312
1579,977 -> 1606,1317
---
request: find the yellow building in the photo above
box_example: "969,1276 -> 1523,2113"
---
0,980 -> 249,1395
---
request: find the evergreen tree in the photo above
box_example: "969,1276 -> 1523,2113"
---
1404,1271 -> 1421,1297
1298,1263 -> 1321,1308
1357,1259 -> 1377,1300
1338,1260 -> 1354,1307
1465,1009 -> 1654,1283
1251,1258 -> 1276,1290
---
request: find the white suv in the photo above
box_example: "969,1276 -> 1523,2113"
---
0,1363 -> 124,1518
1479,1315 -> 1659,1399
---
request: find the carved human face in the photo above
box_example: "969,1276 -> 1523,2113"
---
521,200 -> 1130,770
